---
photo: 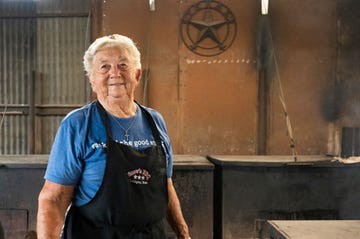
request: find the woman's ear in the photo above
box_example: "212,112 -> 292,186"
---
135,69 -> 142,83
88,74 -> 95,92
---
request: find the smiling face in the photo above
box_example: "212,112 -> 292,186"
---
89,46 -> 141,106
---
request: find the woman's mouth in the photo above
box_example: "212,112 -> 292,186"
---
109,82 -> 126,86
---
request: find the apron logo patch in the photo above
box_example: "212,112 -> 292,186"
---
127,168 -> 151,185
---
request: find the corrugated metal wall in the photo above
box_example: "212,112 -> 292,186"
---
37,18 -> 90,105
0,0 -> 91,154
0,18 -> 35,154
36,17 -> 91,153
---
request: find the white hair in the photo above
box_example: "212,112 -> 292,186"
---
83,34 -> 141,75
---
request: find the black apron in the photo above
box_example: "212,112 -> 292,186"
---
63,101 -> 168,239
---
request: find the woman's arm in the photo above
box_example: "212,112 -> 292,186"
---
37,180 -> 74,239
166,178 -> 190,239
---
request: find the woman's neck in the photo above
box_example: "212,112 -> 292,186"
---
99,97 -> 137,118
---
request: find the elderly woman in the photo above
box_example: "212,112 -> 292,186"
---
37,34 -> 190,239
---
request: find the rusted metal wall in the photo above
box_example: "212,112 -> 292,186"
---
267,0 -> 338,155
101,0 -> 337,154
102,0 -> 259,154
99,0 -> 343,156
2,0 -> 358,157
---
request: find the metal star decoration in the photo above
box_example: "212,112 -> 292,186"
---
188,8 -> 228,50
180,0 -> 237,56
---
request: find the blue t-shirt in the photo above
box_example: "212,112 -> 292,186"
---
45,101 -> 173,206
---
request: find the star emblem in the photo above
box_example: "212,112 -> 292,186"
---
189,9 -> 228,50
180,0 -> 237,56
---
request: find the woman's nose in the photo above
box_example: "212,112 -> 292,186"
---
109,64 -> 121,75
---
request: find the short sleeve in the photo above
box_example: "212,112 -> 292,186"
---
44,113 -> 84,186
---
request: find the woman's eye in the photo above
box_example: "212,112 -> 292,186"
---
118,63 -> 128,71
99,64 -> 110,72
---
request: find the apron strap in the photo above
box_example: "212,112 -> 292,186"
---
136,102 -> 162,146
96,100 -> 162,146
96,101 -> 112,140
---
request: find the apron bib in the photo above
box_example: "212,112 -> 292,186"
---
63,101 -> 168,239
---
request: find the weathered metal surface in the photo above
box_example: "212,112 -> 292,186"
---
341,127 -> 360,158
265,220 -> 360,239
0,209 -> 28,239
0,17 -> 34,154
102,0 -> 258,155
0,155 -> 214,239
36,17 -> 90,105
0,155 -> 47,233
0,0 -> 91,154
208,155 -> 360,239
36,0 -> 91,15
100,0 -> 350,156
2,0 -> 360,156
168,155 -> 214,239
